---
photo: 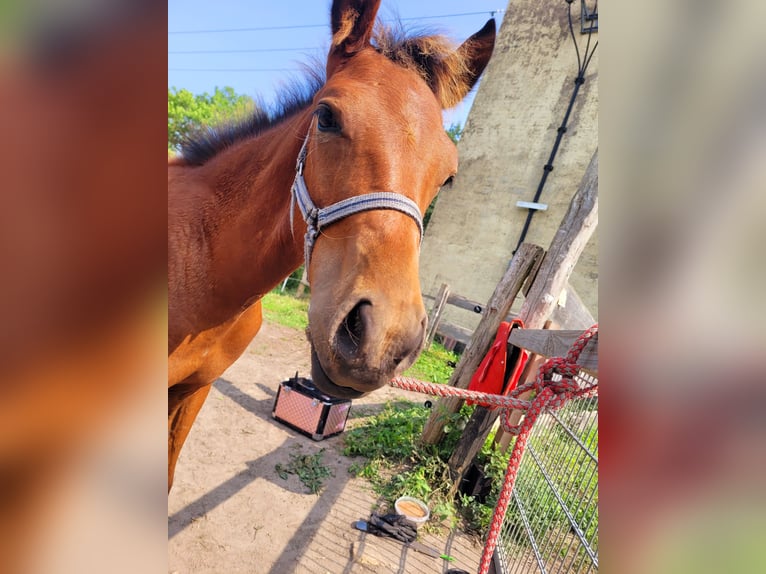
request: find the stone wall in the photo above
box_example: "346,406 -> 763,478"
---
420,0 -> 598,331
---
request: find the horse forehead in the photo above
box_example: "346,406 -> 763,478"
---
323,55 -> 451,166
330,56 -> 441,119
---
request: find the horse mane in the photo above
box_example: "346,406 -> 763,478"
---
179,69 -> 324,167
179,23 -> 464,166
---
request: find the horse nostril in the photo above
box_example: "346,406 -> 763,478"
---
335,300 -> 372,360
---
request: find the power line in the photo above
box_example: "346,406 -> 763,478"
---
168,10 -> 503,35
402,10 -> 504,22
169,47 -> 316,55
169,68 -> 299,72
170,23 -> 323,35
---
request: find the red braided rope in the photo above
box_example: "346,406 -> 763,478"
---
388,377 -> 533,411
389,324 -> 598,574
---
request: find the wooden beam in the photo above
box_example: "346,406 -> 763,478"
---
425,283 -> 451,348
517,150 -> 598,331
419,243 -> 544,445
446,293 -> 486,314
551,283 -> 595,330
294,266 -> 309,298
508,329 -> 598,374
433,322 -> 473,346
447,150 -> 599,489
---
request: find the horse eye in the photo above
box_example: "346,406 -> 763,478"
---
442,175 -> 455,187
316,104 -> 340,132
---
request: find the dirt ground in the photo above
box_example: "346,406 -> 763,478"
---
168,319 -> 484,574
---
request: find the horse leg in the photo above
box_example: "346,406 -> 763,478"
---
168,381 -> 212,492
167,301 -> 264,491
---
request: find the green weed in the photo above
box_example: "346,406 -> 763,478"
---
275,447 -> 334,494
404,342 -> 459,384
261,292 -> 309,331
343,401 -> 477,532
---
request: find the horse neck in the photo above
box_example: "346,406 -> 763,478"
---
198,112 -> 311,313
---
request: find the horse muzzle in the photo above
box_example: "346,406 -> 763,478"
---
308,299 -> 426,399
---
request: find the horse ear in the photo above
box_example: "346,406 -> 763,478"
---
435,18 -> 496,109
327,0 -> 381,75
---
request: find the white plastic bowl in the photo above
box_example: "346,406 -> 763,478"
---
394,496 -> 430,527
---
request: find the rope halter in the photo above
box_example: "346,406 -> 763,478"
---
289,124 -> 424,271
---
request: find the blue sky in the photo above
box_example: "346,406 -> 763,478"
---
168,1 -> 506,128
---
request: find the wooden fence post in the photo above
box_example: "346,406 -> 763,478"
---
420,243 -> 544,445
446,150 -> 599,491
294,267 -> 309,298
425,283 -> 451,348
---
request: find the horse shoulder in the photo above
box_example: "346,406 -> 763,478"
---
168,300 -> 263,388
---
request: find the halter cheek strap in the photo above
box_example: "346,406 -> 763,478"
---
289,128 -> 424,271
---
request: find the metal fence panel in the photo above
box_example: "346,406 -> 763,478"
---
493,373 -> 598,574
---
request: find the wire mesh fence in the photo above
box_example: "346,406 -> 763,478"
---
492,372 -> 598,574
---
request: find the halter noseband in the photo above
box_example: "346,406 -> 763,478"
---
290,125 -> 424,271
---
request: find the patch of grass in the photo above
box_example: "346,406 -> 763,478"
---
405,342 -> 459,385
275,447 -> 333,494
261,292 -> 309,331
343,400 -> 477,532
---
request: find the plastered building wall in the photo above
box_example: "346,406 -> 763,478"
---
420,0 -> 598,330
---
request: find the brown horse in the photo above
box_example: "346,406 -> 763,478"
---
168,0 -> 495,490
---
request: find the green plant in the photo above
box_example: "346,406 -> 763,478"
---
445,122 -> 463,144
343,400 -> 478,532
457,492 -> 494,534
261,292 -> 309,330
275,447 -> 333,494
168,86 -> 255,150
404,342 -> 459,385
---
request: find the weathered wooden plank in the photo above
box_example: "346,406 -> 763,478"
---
446,293 -> 486,314
294,266 -> 309,298
508,329 -> 598,373
425,283 -> 451,348
419,243 -> 544,445
448,150 -> 599,488
516,151 -> 598,330
521,247 -> 545,297
433,322 -> 473,346
550,283 -> 595,330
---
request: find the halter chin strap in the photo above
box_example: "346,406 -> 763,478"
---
290,126 -> 424,271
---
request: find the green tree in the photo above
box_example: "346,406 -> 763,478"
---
446,122 -> 463,144
168,86 -> 255,150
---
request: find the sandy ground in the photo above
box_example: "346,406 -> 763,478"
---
168,319 -> 484,574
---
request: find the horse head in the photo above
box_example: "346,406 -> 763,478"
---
299,0 -> 495,398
